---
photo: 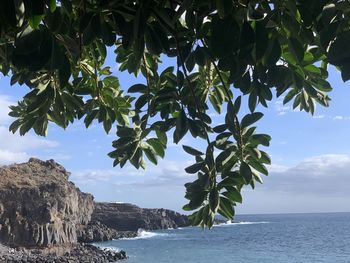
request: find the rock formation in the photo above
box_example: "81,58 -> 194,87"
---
91,202 -> 189,232
0,158 -> 94,248
0,158 -> 189,262
77,221 -> 137,243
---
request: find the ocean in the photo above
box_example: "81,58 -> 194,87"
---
96,213 -> 350,262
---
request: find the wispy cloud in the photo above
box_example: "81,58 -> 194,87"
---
70,160 -> 194,186
0,95 -> 13,124
332,115 -> 350,120
263,154 -> 350,196
274,99 -> 292,116
0,94 -> 59,165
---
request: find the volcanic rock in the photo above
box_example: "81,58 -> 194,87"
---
91,202 -> 189,232
0,158 -> 94,248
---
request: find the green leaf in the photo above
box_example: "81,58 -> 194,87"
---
283,89 -> 299,104
211,15 -> 240,58
29,15 -> 45,29
263,39 -> 281,66
232,96 -> 241,115
314,79 -> 332,92
222,188 -> 242,203
248,160 -> 268,175
248,93 -> 257,113
48,0 -> 56,12
213,124 -> 227,133
250,134 -> 271,146
304,65 -> 321,75
218,196 -> 234,219
128,84 -> 148,93
183,145 -> 204,156
156,129 -> 168,146
185,162 -> 205,174
143,145 -> 158,165
209,188 -> 220,213
174,110 -> 188,143
240,162 -> 252,184
147,138 -> 165,158
216,0 -> 233,18
241,112 -> 263,129
288,38 -> 304,63
328,31 -> 350,66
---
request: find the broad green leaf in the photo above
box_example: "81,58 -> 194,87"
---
283,89 -> 299,104
29,15 -> 45,29
183,145 -> 204,156
143,145 -> 158,165
185,162 -> 205,174
241,112 -> 263,129
222,188 -> 242,203
218,196 -> 234,219
263,39 -> 281,66
328,31 -> 350,66
288,38 -> 304,63
240,162 -> 252,184
210,15 -> 240,58
128,84 -> 148,93
174,110 -> 188,143
209,188 -> 220,213
250,134 -> 271,146
147,138 -> 165,158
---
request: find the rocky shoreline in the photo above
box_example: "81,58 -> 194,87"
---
0,243 -> 127,263
0,158 -> 190,262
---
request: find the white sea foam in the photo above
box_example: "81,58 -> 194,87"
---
100,246 -> 121,252
120,229 -> 169,240
216,221 -> 269,227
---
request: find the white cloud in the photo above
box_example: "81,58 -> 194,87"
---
313,115 -> 325,119
0,126 -> 58,152
263,154 -> 350,196
70,154 -> 350,212
0,94 -> 59,165
275,99 -> 292,116
71,159 -> 194,186
0,95 -> 13,124
0,150 -> 29,164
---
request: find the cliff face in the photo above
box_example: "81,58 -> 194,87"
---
0,158 -> 94,248
91,202 -> 188,231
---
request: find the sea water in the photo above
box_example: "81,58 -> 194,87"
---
96,213 -> 350,262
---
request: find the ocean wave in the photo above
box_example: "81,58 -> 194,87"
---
216,221 -> 269,227
95,245 -> 121,252
120,229 -> 170,240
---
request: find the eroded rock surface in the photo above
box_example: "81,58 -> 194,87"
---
0,158 -> 94,248
92,202 -> 189,231
77,221 -> 137,243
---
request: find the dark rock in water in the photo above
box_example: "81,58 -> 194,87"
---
0,243 -> 127,262
77,221 -> 137,243
92,202 -> 189,231
0,158 -> 94,248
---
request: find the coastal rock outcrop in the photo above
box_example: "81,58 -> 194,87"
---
0,243 -> 127,263
91,202 -> 189,231
0,158 -> 94,248
77,221 -> 137,243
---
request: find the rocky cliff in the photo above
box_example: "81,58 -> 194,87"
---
91,202 -> 188,232
0,158 -> 94,248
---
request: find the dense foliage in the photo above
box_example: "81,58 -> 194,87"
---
0,0 -> 349,227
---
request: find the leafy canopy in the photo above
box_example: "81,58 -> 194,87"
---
0,0 -> 348,227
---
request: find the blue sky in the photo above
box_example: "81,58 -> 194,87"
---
1,59 -> 350,214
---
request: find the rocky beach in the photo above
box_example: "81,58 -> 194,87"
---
0,158 -> 189,262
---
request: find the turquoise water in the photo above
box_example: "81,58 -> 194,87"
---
97,213 -> 350,262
